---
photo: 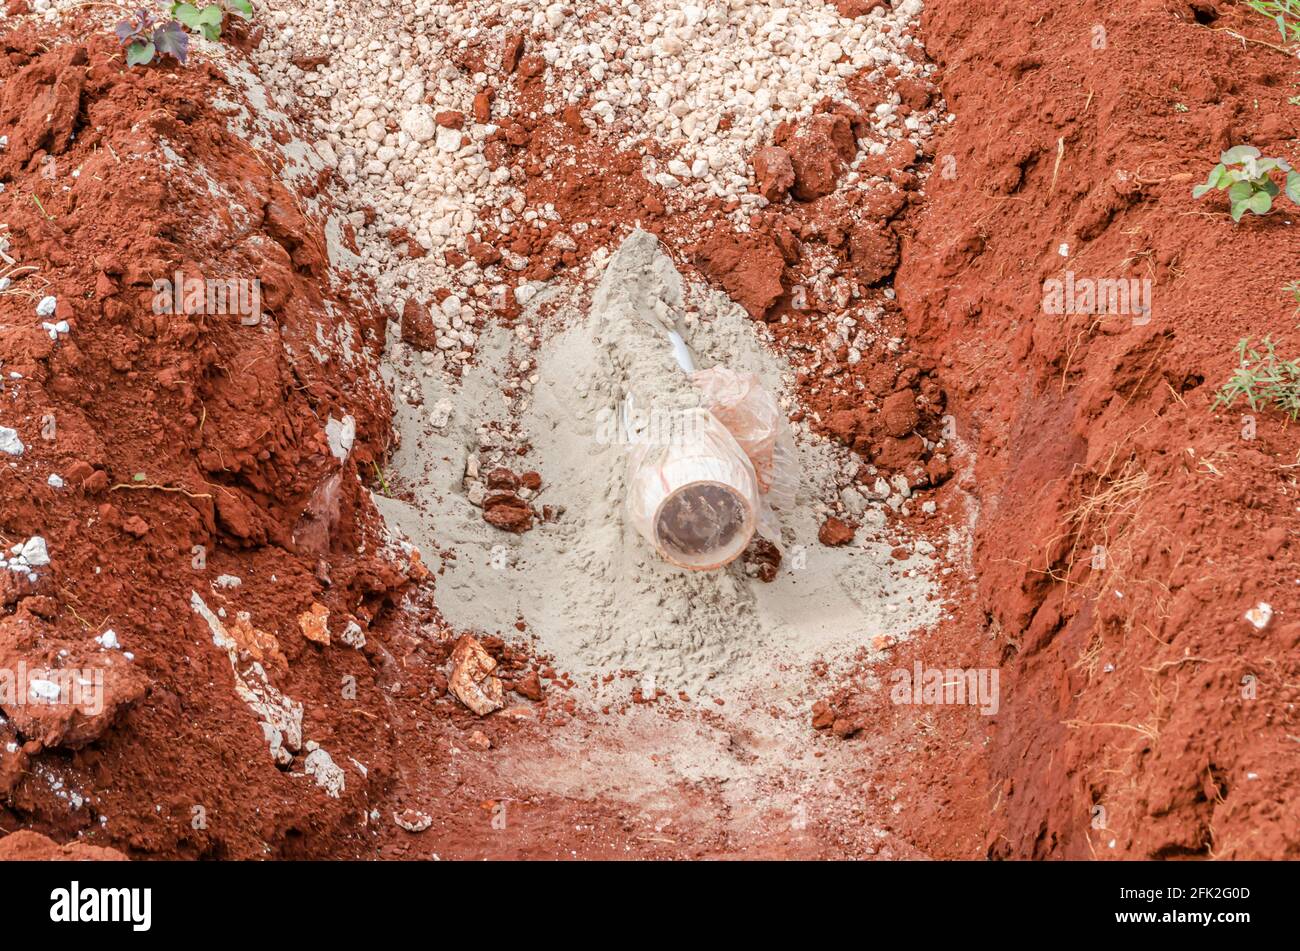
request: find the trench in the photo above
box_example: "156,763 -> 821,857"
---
2,0 -> 1292,861
315,0 -> 998,858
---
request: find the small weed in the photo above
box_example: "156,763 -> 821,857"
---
1246,1 -> 1300,42
1290,95 -> 1300,106
1213,337 -> 1300,419
115,9 -> 188,67
1284,279 -> 1300,322
116,1 -> 253,67
1173,102 -> 1189,113
372,461 -> 392,496
1193,145 -> 1300,221
171,1 -> 253,42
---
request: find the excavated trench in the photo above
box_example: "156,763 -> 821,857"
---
0,0 -> 1295,861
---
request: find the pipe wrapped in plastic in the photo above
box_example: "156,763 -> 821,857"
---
625,407 -> 760,570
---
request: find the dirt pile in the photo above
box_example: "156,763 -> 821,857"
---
0,828 -> 125,860
0,19 -> 421,857
899,0 -> 1300,858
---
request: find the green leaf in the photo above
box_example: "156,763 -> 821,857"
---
173,2 -> 202,28
1192,183 -> 1213,199
1231,199 -> 1248,222
1207,162 -> 1228,188
1221,145 -> 1261,165
1287,171 -> 1300,205
1262,177 -> 1280,197
1228,180 -> 1254,202
133,472 -> 146,482
1247,190 -> 1273,215
228,0 -> 253,18
198,4 -> 223,24
126,39 -> 155,66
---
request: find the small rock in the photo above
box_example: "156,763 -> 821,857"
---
751,145 -> 795,201
811,699 -> 835,730
303,746 -> 345,798
485,467 -> 519,491
1244,602 -> 1273,630
448,635 -> 504,716
882,390 -> 919,438
513,670 -> 544,701
483,492 -> 533,533
400,298 -> 437,350
394,809 -> 432,833
0,427 -> 23,457
818,517 -> 854,547
299,602 -> 330,645
832,717 -> 861,739
339,620 -> 366,649
428,398 -> 454,430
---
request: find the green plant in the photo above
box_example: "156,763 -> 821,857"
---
1285,279 -> 1300,321
1213,336 -> 1300,419
372,461 -> 392,496
116,1 -> 253,67
170,1 -> 253,42
115,9 -> 188,66
1246,1 -> 1300,42
1193,145 -> 1300,221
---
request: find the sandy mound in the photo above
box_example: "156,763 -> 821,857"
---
378,230 -> 945,697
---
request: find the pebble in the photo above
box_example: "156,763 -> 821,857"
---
246,0 -> 935,360
0,426 -> 23,456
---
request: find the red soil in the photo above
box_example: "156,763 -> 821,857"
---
898,0 -> 1300,858
2,0 -> 1296,861
0,23 -> 416,857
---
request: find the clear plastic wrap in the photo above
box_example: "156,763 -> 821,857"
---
625,407 -> 760,570
625,368 -> 800,570
692,366 -> 799,537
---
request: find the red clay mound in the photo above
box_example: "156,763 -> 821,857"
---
900,0 -> 1300,858
0,23 -> 422,857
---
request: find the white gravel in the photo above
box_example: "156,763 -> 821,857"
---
244,0 -> 935,357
